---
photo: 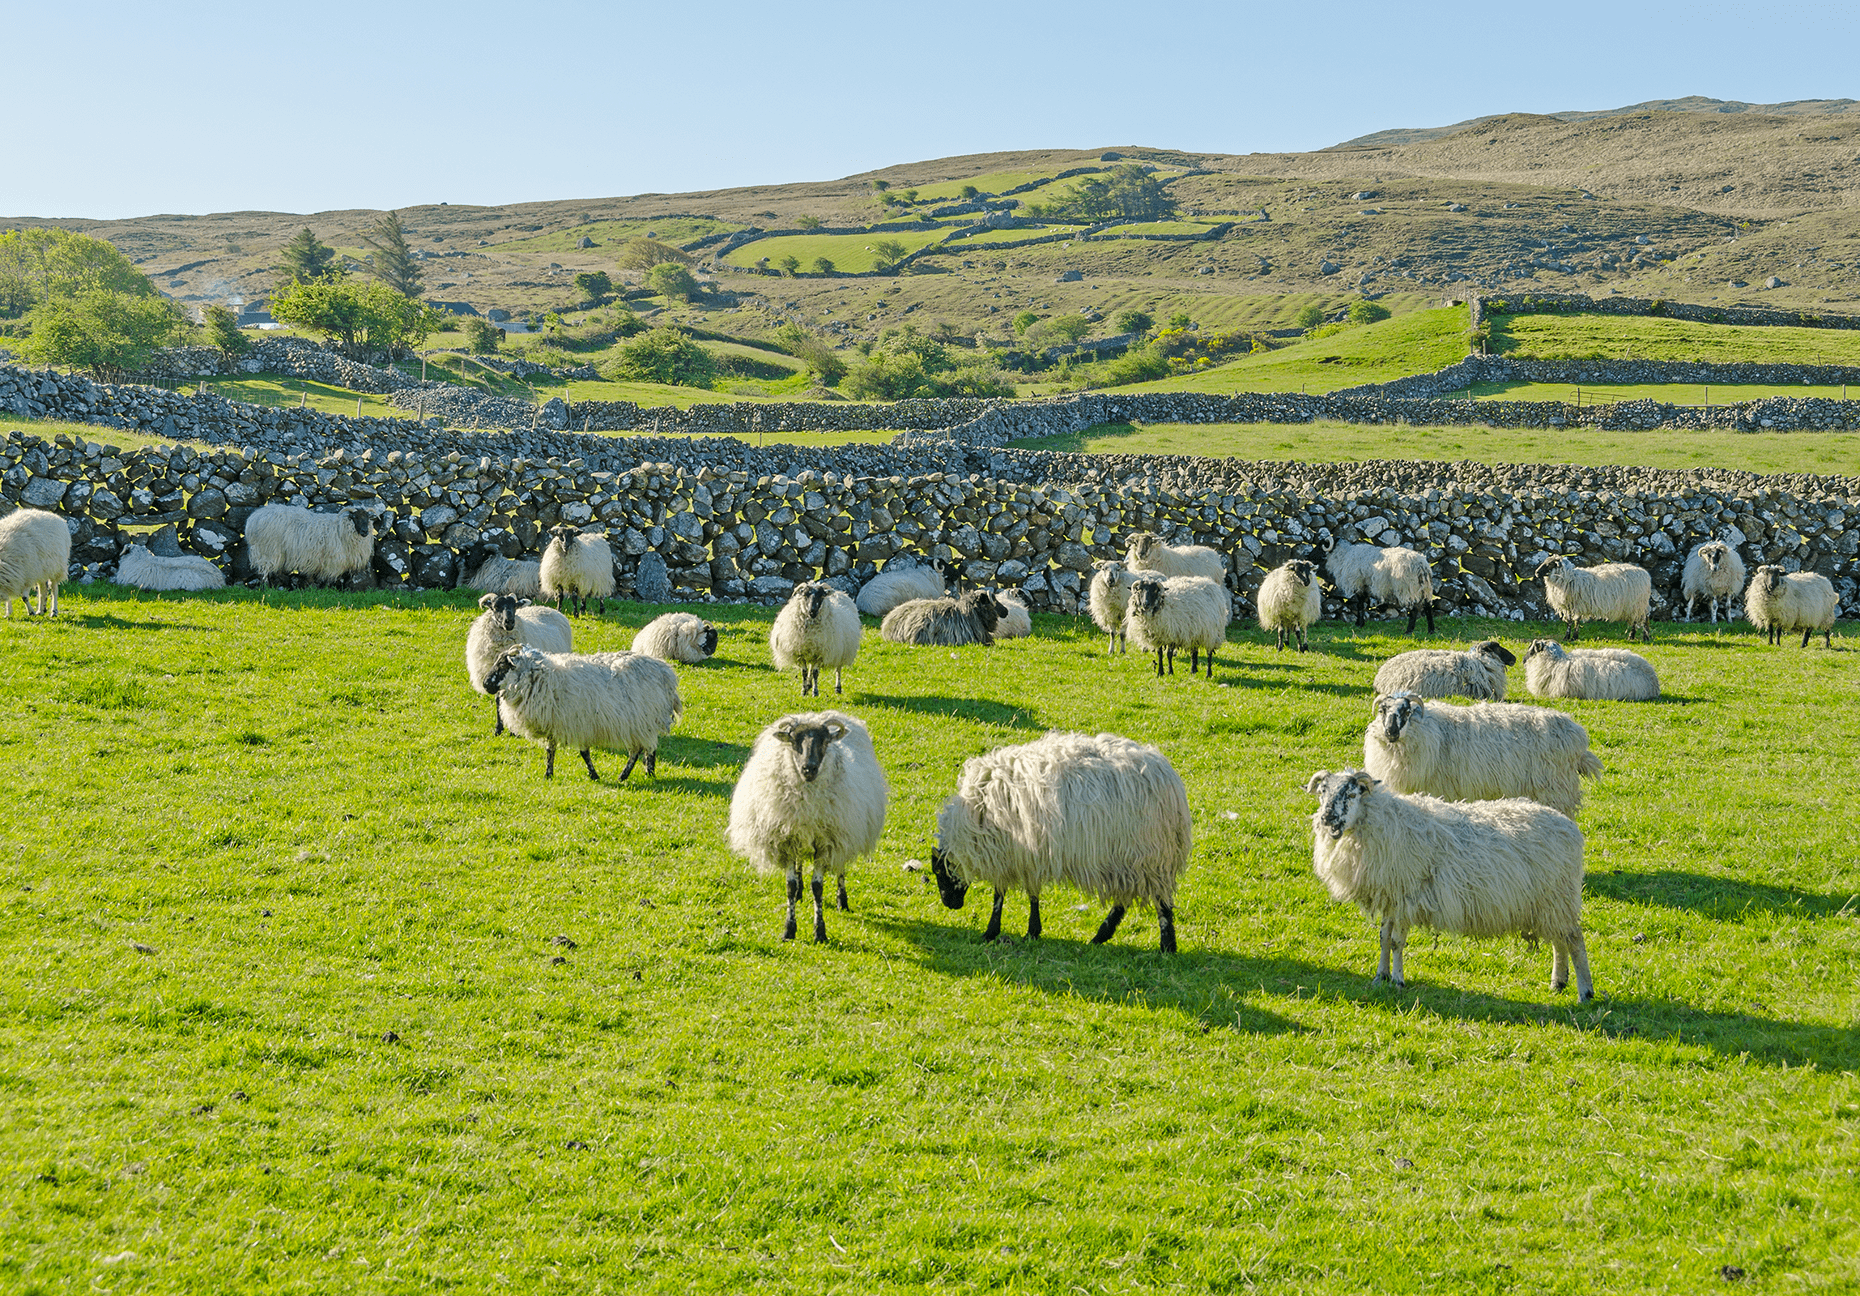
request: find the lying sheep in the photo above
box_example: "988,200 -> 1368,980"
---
1744,565 -> 1838,648
929,730 -> 1191,952
540,525 -> 616,617
880,590 -> 1005,647
1127,531 -> 1227,588
115,544 -> 225,593
1373,640 -> 1515,701
1364,690 -> 1603,819
245,504 -> 376,587
771,581 -> 862,696
1680,541 -> 1746,623
993,589 -> 1032,640
855,559 -> 947,618
1125,574 -> 1229,678
1326,541 -> 1435,634
1523,639 -> 1660,701
1256,558 -> 1323,652
483,645 -> 681,780
1536,556 -> 1652,641
460,545 -> 544,601
0,507 -> 70,618
728,710 -> 888,943
632,612 -> 719,664
466,592 -> 574,735
1087,561 -> 1162,654
1306,769 -> 1592,1001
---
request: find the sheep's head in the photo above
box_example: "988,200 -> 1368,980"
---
482,645 -> 535,694
1699,541 -> 1728,572
927,848 -> 968,910
962,590 -> 1004,634
1128,533 -> 1161,563
1285,558 -> 1319,586
1129,576 -> 1166,618
545,524 -> 575,550
345,508 -> 375,539
1373,691 -> 1422,744
1523,638 -> 1565,663
1305,769 -> 1375,841
1473,639 -> 1517,667
1535,555 -> 1571,580
698,622 -> 719,657
772,715 -> 849,784
480,591 -> 524,632
793,582 -> 832,619
1753,564 -> 1785,595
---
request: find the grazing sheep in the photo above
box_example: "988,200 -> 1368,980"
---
727,710 -> 888,943
1744,565 -> 1838,648
1326,541 -> 1435,634
1373,640 -> 1515,701
771,581 -> 862,696
1680,541 -> 1746,623
461,546 -> 544,601
1523,639 -> 1660,701
1125,574 -> 1229,678
540,525 -> 616,617
855,559 -> 947,618
115,544 -> 225,593
483,645 -> 681,780
465,592 -> 574,735
1306,769 -> 1592,1001
1364,690 -> 1603,819
0,507 -> 71,618
633,612 -> 719,664
1256,558 -> 1323,652
1126,531 -> 1227,588
929,730 -> 1190,952
993,589 -> 1032,640
880,590 -> 1005,647
245,504 -> 376,587
1536,556 -> 1652,642
1087,561 -> 1162,654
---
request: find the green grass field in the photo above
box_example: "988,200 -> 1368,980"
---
722,231 -> 952,274
490,218 -> 741,256
196,376 -> 420,421
1098,221 -> 1220,237
1471,381 -> 1860,405
1492,312 -> 1860,366
907,170 -> 1061,201
3,587 -> 1856,1292
1123,308 -> 1472,395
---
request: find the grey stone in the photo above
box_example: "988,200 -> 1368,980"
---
21,477 -> 66,508
147,524 -> 183,557
635,551 -> 672,603
748,574 -> 794,598
1054,270 -> 1082,283
187,487 -> 228,519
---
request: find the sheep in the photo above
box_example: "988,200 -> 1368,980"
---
1126,531 -> 1227,588
1086,560 -> 1163,654
482,645 -> 681,780
880,590 -> 1006,647
928,730 -> 1191,952
465,592 -> 574,735
727,710 -> 888,943
0,507 -> 70,618
1305,769 -> 1592,1001
540,524 -> 616,617
1124,574 -> 1229,678
1522,639 -> 1661,701
115,544 -> 225,593
1744,565 -> 1839,648
1326,541 -> 1435,634
993,589 -> 1032,640
461,546 -> 544,601
1364,691 -> 1603,820
245,504 -> 376,587
1535,556 -> 1652,642
1256,558 -> 1323,652
632,611 -> 719,664
1680,540 -> 1746,623
855,559 -> 947,618
770,581 -> 862,697
1373,640 -> 1516,701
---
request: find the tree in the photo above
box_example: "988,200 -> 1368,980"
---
279,228 -> 337,285
1346,299 -> 1392,325
870,239 -> 908,272
20,289 -> 187,380
0,228 -> 156,319
870,180 -> 891,194
361,210 -> 423,297
777,255 -> 801,277
959,184 -> 980,200
1043,165 -> 1176,224
899,190 -> 918,205
598,328 -> 717,387
812,257 -> 835,275
202,304 -> 250,364
1012,311 -> 1040,337
574,270 -> 613,304
1113,309 -> 1153,337
843,326 -> 1013,399
269,274 -> 444,358
618,238 -> 694,270
1167,311 -> 1194,330
647,262 -> 700,302
1294,304 -> 1324,331
462,317 -> 503,354
1040,315 -> 1094,345
796,215 -> 823,231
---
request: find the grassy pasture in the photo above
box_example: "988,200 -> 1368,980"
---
1123,307 -> 1471,394
2,583 -> 1857,1292
1492,312 -> 1860,366
1098,221 -> 1221,237
907,170 -> 1060,201
721,231 -> 950,274
489,217 -> 741,256
1471,381 -> 1860,405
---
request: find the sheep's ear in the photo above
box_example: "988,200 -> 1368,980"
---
516,597 -> 532,608
1494,643 -> 1518,665
773,722 -> 796,744
1352,771 -> 1377,790
824,720 -> 848,741
478,593 -> 498,610
1303,772 -> 1329,795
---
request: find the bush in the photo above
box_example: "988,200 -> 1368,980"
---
1294,304 -> 1324,331
647,262 -> 700,302
462,318 -> 504,354
268,275 -> 444,360
21,289 -> 188,379
573,271 -> 613,304
842,323 -> 1014,399
812,257 -> 835,275
777,255 -> 800,277
1113,309 -> 1153,337
1167,311 -> 1193,330
1038,315 -> 1094,346
1100,346 -> 1171,386
598,328 -> 717,387
1012,311 -> 1041,337
870,240 -> 908,272
1345,300 -> 1391,325
202,304 -> 250,364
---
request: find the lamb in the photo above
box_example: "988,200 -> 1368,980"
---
1535,556 -> 1652,642
1364,690 -> 1603,820
1680,540 -> 1746,623
855,559 -> 947,618
245,504 -> 376,587
1306,769 -> 1592,1001
460,545 -> 544,601
1124,574 -> 1229,678
1373,640 -> 1516,701
465,592 -> 574,735
1523,639 -> 1660,701
1255,558 -> 1323,652
1326,541 -> 1435,634
727,710 -> 889,943
482,645 -> 681,780
1126,531 -> 1227,588
1086,561 -> 1162,654
1744,565 -> 1838,648
0,507 -> 71,618
880,590 -> 1006,647
539,524 -> 616,616
993,589 -> 1032,640
771,581 -> 862,696
115,544 -> 226,593
928,730 -> 1191,952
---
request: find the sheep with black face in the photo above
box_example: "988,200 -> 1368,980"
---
1680,540 -> 1746,623
1255,558 -> 1323,652
771,581 -> 861,696
465,592 -> 574,735
1364,690 -> 1603,819
632,612 -> 720,664
1373,640 -> 1516,701
1124,574 -> 1228,678
483,645 -> 681,781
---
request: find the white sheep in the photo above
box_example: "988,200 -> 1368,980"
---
632,612 -> 719,664
855,559 -> 947,618
1680,541 -> 1746,623
880,590 -> 1005,647
993,589 -> 1032,639
929,730 -> 1191,952
1124,574 -> 1229,678
1744,565 -> 1839,648
727,710 -> 889,943
244,503 -> 376,587
771,581 -> 862,696
1535,556 -> 1652,642
483,645 -> 681,780
462,549 -> 544,601
114,544 -> 226,593
1306,769 -> 1592,1001
1373,640 -> 1516,701
540,524 -> 616,617
1126,531 -> 1227,588
465,592 -> 574,735
0,507 -> 71,617
1364,690 -> 1603,819
1087,561 -> 1162,654
1256,558 -> 1323,652
1523,639 -> 1660,701
1326,541 -> 1435,634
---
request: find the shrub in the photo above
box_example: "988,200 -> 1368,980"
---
1113,309 -> 1153,336
870,240 -> 908,272
1101,346 -> 1171,386
796,215 -> 823,231
1346,300 -> 1391,325
1012,311 -> 1040,337
959,185 -> 980,200
1039,315 -> 1093,345
778,255 -> 800,277
1167,311 -> 1193,330
573,270 -> 613,304
461,318 -> 503,354
21,289 -> 188,380
812,257 -> 835,275
647,262 -> 700,302
1294,304 -> 1324,330
202,304 -> 250,364
598,328 -> 717,387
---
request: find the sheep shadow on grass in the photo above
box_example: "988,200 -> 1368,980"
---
66,614 -> 216,632
1586,869 -> 1857,920
859,693 -> 1042,730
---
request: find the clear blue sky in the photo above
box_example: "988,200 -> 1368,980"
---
3,0 -> 1852,219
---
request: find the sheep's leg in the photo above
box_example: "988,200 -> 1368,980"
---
1552,941 -> 1570,992
545,743 -> 556,778
1275,628 -> 1285,651
1823,628 -> 1832,649
491,699 -> 504,737
1297,627 -> 1309,653
1108,632 -> 1116,655
836,874 -> 850,912
1566,617 -> 1580,642
1153,645 -> 1164,677
1405,606 -> 1419,635
580,749 -> 600,780
1802,626 -> 1813,649
617,751 -> 641,781
1092,904 -> 1126,945
1390,925 -> 1406,987
1569,932 -> 1593,1002
1374,920 -> 1393,983
1354,594 -> 1368,628
810,867 -> 827,944
834,666 -> 843,695
1189,646 -> 1200,674
1423,603 -> 1434,636
781,869 -> 801,941
1205,647 -> 1216,679
983,888 -> 1005,942
1166,646 -> 1176,676
645,750 -> 657,776
1158,904 -> 1176,954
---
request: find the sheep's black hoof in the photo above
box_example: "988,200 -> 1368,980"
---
812,927 -> 827,944
780,925 -> 796,942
